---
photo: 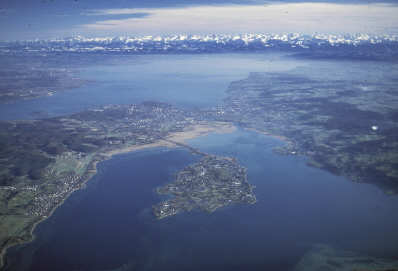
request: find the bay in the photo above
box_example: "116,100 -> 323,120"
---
5,129 -> 398,271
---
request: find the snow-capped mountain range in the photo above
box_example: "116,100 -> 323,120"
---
1,33 -> 397,56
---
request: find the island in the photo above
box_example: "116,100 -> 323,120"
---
153,155 -> 256,219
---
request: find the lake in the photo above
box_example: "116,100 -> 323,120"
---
0,53 -> 301,120
2,53 -> 398,270
4,129 -> 398,271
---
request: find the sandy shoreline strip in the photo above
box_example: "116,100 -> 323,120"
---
0,122 -> 236,268
105,122 -> 237,157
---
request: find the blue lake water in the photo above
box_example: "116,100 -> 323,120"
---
0,53 -> 300,120
1,53 -> 396,121
2,53 -> 398,270
5,129 -> 398,271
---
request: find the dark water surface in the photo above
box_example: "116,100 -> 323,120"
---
5,129 -> 398,271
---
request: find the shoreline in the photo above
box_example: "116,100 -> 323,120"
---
0,166 -> 99,269
244,127 -> 291,144
104,122 -> 237,158
0,122 -> 236,269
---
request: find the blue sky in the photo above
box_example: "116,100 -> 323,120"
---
1,0 -> 398,40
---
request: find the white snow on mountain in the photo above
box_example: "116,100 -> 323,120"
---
1,33 -> 397,54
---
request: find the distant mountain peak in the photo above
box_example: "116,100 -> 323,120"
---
1,33 -> 397,60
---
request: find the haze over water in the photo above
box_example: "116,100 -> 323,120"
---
0,53 -> 299,120
1,52 -> 395,121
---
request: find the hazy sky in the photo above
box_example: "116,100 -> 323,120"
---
1,0 -> 398,40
